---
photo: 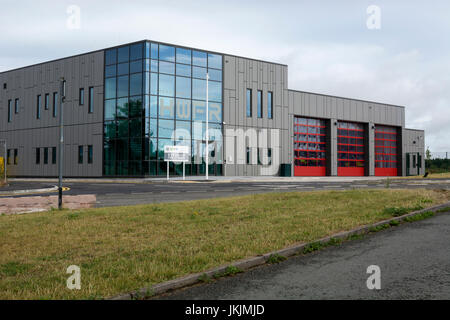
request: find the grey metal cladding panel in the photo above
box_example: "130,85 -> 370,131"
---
224,55 -> 236,90
288,90 -> 404,127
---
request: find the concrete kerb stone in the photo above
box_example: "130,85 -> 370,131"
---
0,185 -> 58,196
108,201 -> 450,300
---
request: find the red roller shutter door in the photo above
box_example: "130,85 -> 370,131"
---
337,121 -> 365,176
294,117 -> 327,176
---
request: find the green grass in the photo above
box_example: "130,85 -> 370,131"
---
0,188 -> 448,300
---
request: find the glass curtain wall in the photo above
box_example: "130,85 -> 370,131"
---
104,41 -> 223,176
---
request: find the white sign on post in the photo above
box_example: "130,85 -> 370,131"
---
164,146 -> 190,180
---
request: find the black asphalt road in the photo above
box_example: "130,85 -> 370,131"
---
158,212 -> 450,300
2,179 -> 449,207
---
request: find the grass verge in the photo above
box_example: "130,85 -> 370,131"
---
0,188 -> 448,299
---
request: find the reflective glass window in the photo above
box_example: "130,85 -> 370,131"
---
193,51 -> 207,67
192,100 -> 206,121
150,95 -> 158,118
159,61 -> 175,74
176,99 -> 191,120
208,81 -> 222,102
176,76 -> 191,99
193,66 -> 207,79
105,65 -> 116,78
105,78 -> 116,99
208,102 -> 222,123
129,73 -> 142,96
176,47 -> 191,64
208,53 -> 222,69
145,42 -> 150,59
159,96 -> 174,119
176,64 -> 191,77
158,139 -> 173,160
130,43 -> 143,60
175,121 -> 191,141
159,74 -> 174,97
117,75 -> 129,98
104,99 -> 116,120
151,59 -> 158,72
159,45 -> 175,62
151,43 -> 158,59
129,95 -> 143,118
130,60 -> 143,73
208,69 -> 222,81
149,119 -> 157,137
192,79 -> 206,100
116,98 -> 129,118
117,46 -> 129,63
117,62 -> 129,76
105,49 -> 117,65
158,119 -> 175,138
150,73 -> 158,95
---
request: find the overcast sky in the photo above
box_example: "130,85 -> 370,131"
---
1,0 -> 449,151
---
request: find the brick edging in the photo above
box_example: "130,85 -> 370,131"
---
109,201 -> 450,300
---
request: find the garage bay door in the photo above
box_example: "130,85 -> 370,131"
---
294,117 -> 327,176
338,121 -> 365,176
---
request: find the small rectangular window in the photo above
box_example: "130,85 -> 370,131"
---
14,98 -> 19,114
78,146 -> 83,164
44,147 -> 48,164
36,148 -> 41,164
14,149 -> 18,165
7,149 -> 11,165
246,147 -> 250,164
8,99 -> 12,122
88,145 -> 93,164
246,89 -> 252,117
36,95 -> 41,119
45,93 -> 49,110
53,92 -> 58,117
88,87 -> 94,113
257,90 -> 263,118
79,88 -> 84,105
52,147 -> 57,164
267,91 -> 273,119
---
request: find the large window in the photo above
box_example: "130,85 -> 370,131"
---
103,41 -> 223,176
246,89 -> 252,117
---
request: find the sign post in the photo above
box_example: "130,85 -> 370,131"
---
164,145 -> 190,181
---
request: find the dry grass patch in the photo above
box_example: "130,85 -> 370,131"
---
0,188 -> 448,299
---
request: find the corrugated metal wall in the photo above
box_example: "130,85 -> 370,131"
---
0,51 -> 104,177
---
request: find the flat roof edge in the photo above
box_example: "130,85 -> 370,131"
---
405,128 -> 425,132
0,39 -> 287,75
288,89 -> 405,109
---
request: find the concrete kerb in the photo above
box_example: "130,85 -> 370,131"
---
0,185 -> 58,196
109,201 -> 450,300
